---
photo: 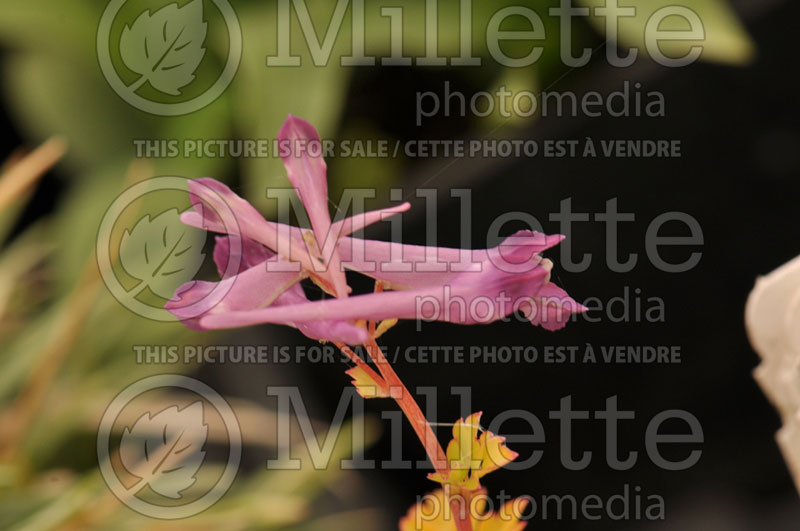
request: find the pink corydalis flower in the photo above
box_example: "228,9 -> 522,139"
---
166,115 -> 585,344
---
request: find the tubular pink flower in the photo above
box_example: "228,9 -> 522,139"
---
199,235 -> 585,332
180,177 -> 410,294
167,115 -> 584,343
336,231 -> 566,289
168,191 -> 407,343
167,235 -> 371,343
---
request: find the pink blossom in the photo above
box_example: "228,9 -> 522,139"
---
166,116 -> 584,343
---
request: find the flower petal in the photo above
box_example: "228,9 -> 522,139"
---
213,235 -> 274,278
167,254 -> 368,343
338,230 -> 565,289
270,280 -> 369,344
279,115 -> 349,298
192,235 -> 370,343
165,259 -> 302,330
182,178 -> 309,268
331,201 -> 411,236
181,177 -> 410,295
523,282 -> 586,332
200,236 -> 583,332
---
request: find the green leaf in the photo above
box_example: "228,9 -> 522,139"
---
0,0 -> 96,57
120,0 -> 208,96
576,0 -> 755,66
2,14 -> 233,183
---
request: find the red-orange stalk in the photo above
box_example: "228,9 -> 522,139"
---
360,336 -> 472,531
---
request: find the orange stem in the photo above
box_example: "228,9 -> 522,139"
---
363,336 -> 447,474
335,342 -> 387,391
360,337 -> 473,531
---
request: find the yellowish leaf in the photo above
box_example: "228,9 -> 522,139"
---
399,488 -> 528,531
427,413 -> 518,491
374,318 -> 398,339
346,366 -> 390,399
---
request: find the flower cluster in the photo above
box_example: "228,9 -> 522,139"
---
166,116 -> 583,344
